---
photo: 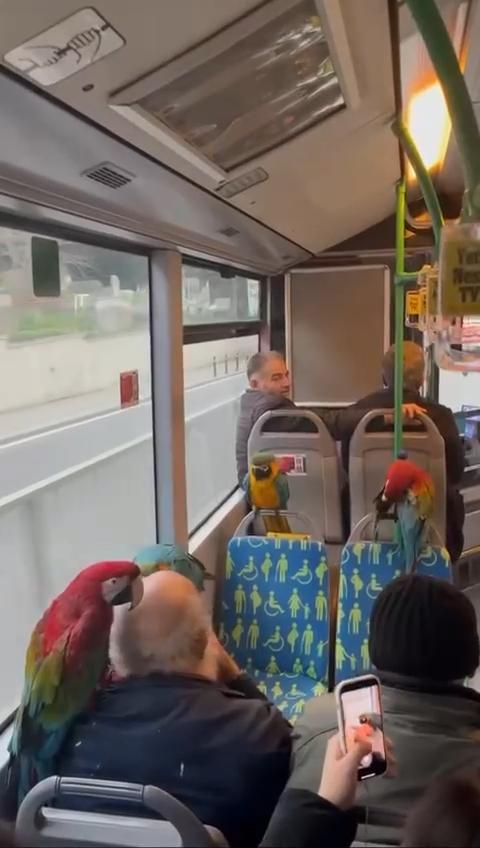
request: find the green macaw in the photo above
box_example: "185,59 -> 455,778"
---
134,543 -> 213,591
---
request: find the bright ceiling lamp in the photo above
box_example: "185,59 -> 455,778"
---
406,82 -> 451,180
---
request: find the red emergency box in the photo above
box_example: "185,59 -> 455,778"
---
120,370 -> 139,408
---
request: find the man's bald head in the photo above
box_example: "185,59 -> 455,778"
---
110,571 -> 211,678
382,342 -> 425,392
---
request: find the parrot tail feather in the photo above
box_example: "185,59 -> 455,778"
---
263,513 -> 291,534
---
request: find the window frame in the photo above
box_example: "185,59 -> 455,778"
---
182,256 -> 267,346
181,258 -> 270,534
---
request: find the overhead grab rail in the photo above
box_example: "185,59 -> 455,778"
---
405,0 -> 480,224
391,0 -> 480,452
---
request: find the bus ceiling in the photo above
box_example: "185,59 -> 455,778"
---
0,1 -> 478,262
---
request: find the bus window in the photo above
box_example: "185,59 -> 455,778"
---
0,226 -> 155,724
182,263 -> 261,532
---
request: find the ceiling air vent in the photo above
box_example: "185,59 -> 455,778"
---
217,168 -> 269,199
82,162 -> 135,189
218,226 -> 240,238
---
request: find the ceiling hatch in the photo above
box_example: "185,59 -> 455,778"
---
110,0 -> 355,186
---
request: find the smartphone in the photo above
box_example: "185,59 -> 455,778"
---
335,674 -> 386,781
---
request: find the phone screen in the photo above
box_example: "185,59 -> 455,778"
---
340,678 -> 386,780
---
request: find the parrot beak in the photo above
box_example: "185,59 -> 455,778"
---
252,464 -> 270,481
111,575 -> 144,609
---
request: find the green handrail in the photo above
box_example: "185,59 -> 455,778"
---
391,118 -> 444,258
394,181 -> 406,457
405,0 -> 480,221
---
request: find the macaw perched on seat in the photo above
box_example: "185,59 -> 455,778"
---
375,453 -> 434,571
243,452 -> 291,533
134,543 -> 213,591
8,561 -> 143,806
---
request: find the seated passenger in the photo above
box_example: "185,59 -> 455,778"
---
340,342 -> 465,561
404,767 -> 480,848
287,574 -> 480,844
56,571 -> 291,848
235,351 -> 318,482
235,349 -> 433,492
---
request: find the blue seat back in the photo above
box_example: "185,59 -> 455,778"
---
335,541 -> 452,684
220,537 -> 330,689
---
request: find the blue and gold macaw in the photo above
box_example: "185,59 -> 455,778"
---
243,452 -> 291,533
134,543 -> 213,591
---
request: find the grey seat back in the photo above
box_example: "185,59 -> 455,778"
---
15,776 -> 228,847
349,410 -> 446,542
247,409 -> 343,542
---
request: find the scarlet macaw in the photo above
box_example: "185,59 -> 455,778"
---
8,560 -> 143,805
375,454 -> 434,570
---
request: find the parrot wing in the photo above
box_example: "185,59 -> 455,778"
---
276,473 -> 290,510
397,499 -> 425,572
242,472 -> 251,502
9,608 -> 109,801
171,553 -> 212,591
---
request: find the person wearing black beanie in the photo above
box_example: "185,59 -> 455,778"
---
369,574 -> 479,682
287,574 -> 480,845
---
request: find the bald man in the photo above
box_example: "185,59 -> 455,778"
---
56,572 -> 291,847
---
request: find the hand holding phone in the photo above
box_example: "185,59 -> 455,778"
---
319,733 -> 373,810
335,674 -> 387,781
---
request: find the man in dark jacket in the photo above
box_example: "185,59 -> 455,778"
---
56,571 -> 291,848
287,575 -> 480,845
339,342 -> 465,561
235,351 -> 338,483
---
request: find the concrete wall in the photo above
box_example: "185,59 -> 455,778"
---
0,331 -> 254,416
0,332 -> 152,412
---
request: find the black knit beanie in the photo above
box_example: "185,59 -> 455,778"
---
369,574 -> 479,681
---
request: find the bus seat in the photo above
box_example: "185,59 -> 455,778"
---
334,515 -> 452,684
15,776 -> 228,847
247,409 -> 344,543
219,536 -> 331,721
233,508 -> 316,537
349,410 -> 446,543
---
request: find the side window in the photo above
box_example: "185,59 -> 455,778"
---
182,263 -> 262,532
0,227 -> 156,723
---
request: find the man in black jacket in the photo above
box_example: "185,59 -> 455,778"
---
339,342 -> 465,561
56,571 -> 292,848
235,351 -> 320,483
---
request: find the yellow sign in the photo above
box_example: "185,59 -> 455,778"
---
406,291 -> 420,315
267,532 -> 311,541
441,238 -> 480,316
405,290 -> 420,328
419,287 -> 427,314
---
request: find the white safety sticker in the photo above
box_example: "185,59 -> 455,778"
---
4,8 -> 125,86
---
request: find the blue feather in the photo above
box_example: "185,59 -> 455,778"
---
275,473 -> 290,510
397,500 -> 426,571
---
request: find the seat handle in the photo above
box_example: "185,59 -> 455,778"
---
234,509 -> 318,537
16,776 -> 218,847
348,513 -> 443,546
352,408 -> 438,437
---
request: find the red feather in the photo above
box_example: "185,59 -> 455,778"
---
41,561 -> 139,656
